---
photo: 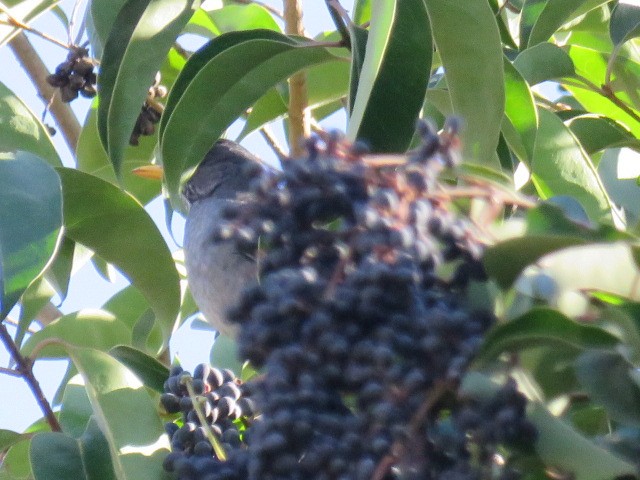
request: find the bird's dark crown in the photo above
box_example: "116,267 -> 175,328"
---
182,139 -> 263,204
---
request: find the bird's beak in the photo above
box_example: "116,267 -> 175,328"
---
132,164 -> 164,180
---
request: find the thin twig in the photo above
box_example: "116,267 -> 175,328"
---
284,0 -> 309,156
9,32 -> 81,153
0,365 -> 21,377
0,324 -> 61,431
325,0 -> 351,49
0,6 -> 70,49
259,126 -> 289,161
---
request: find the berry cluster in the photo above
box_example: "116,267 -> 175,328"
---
161,364 -> 256,479
129,74 -> 167,145
46,46 -> 96,102
164,122 -> 537,479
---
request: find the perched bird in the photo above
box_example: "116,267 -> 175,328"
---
183,139 -> 265,338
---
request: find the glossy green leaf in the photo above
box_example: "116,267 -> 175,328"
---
59,377 -> 94,438
503,57 -> 537,164
182,8 -> 220,37
567,114 -> 640,154
77,102 -> 161,205
353,0 -> 371,25
576,349 -> 640,426
487,0 -> 517,49
0,81 -> 60,166
208,3 -> 281,33
88,0 -> 129,57
159,29 -> 294,142
0,430 -> 24,453
531,108 -> 612,221
238,88 -> 287,140
346,23 -> 369,115
597,148 -> 640,221
97,0 -> 197,174
109,345 -> 169,393
1,439 -> 32,479
610,2 -> 640,46
529,403 -> 636,480
64,346 -> 170,480
562,45 -> 640,138
21,310 -> 131,358
102,285 -> 151,332
0,152 -> 62,319
161,32 -> 339,202
0,0 -> 60,47
484,202 -> 627,288
477,308 -> 618,362
31,418 -> 116,480
347,0 -> 431,152
521,0 -> 610,48
513,42 -> 575,85
57,168 -> 180,346
14,277 -> 55,348
424,0 -> 503,167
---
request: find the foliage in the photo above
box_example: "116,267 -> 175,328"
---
0,0 -> 640,479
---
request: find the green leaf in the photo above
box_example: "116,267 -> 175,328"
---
521,0 -> 610,48
1,439 -> 32,479
610,2 -> 640,46
15,277 -> 55,348
424,0 -> 504,167
502,57 -> 537,164
97,0 -> 197,175
576,349 -> 640,426
567,114 -> 640,154
77,102 -> 161,205
0,152 -> 62,319
597,148 -> 640,222
513,42 -> 575,85
353,0 -> 371,25
346,23 -> 369,115
0,0 -> 60,47
109,345 -> 169,393
43,235 -> 74,302
59,377 -> 94,438
64,346 -> 170,480
347,0 -> 431,153
0,430 -> 24,454
210,334 -> 243,376
477,308 -> 619,363
208,3 -> 281,33
0,81 -> 60,166
57,168 -> 180,347
562,45 -> 640,138
31,418 -> 116,480
161,31 -> 339,202
531,108 -> 613,221
529,403 -> 636,480
88,0 -> 129,57
159,30 -> 291,141
21,310 -> 131,358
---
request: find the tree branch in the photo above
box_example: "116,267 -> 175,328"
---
0,323 -> 61,431
284,0 -> 309,156
9,32 -> 81,153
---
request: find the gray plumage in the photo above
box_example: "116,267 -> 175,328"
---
183,139 -> 262,338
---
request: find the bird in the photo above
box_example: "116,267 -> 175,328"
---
182,139 -> 266,338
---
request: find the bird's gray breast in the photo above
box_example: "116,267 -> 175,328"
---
184,196 -> 255,337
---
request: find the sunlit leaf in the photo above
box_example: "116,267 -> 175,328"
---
0,152 -> 62,319
513,42 -> 575,85
57,168 -> 180,347
0,81 -> 60,166
347,0 -> 431,153
424,0 -> 504,167
502,57 -> 537,164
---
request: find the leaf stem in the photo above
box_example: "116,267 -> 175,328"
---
284,0 -> 309,156
0,6 -> 70,50
0,323 -> 61,431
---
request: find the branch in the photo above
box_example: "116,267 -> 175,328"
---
284,0 -> 309,156
0,323 -> 61,431
9,32 -> 81,152
0,7 -> 70,50
259,126 -> 289,162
